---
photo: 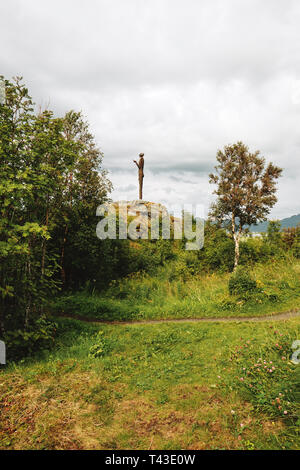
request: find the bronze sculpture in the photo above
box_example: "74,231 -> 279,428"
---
133,153 -> 144,200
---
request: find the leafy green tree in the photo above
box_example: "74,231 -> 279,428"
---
265,220 -> 283,257
209,142 -> 282,270
0,77 -> 112,343
267,220 -> 281,244
0,76 -> 52,333
282,226 -> 297,250
51,110 -> 112,288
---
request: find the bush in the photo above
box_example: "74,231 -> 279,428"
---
228,267 -> 258,298
204,238 -> 235,272
4,316 -> 57,361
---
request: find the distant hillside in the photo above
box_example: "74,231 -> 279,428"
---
249,214 -> 300,232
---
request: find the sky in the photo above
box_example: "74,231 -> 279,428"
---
1,0 -> 300,219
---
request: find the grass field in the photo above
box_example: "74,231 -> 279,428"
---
51,260 -> 300,322
1,316 -> 299,450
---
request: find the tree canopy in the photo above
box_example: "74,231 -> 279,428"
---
209,141 -> 282,269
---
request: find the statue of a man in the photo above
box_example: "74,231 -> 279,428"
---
133,152 -> 144,200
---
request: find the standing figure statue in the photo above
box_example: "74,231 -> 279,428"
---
133,152 -> 144,200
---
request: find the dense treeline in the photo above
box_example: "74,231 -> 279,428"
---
0,77 -> 116,341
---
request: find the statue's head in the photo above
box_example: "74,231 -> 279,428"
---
139,153 -> 144,158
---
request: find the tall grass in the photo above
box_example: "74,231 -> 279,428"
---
1,317 -> 299,449
50,259 -> 300,322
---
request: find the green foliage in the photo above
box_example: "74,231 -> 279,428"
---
89,331 -> 113,358
51,292 -> 137,321
209,141 -> 282,268
291,225 -> 300,259
4,316 -> 57,361
51,259 -> 300,323
2,318 -> 298,449
228,267 -> 258,298
267,220 -> 282,245
0,76 -> 112,358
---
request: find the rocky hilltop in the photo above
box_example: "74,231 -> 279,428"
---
111,200 -> 181,239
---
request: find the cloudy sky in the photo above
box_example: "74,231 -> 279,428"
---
1,0 -> 300,218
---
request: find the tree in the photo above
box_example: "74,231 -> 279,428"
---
53,110 -> 112,287
0,77 -> 78,334
267,220 -> 282,244
0,77 -> 112,340
209,142 -> 282,270
282,227 -> 297,250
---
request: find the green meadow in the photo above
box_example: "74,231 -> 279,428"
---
51,259 -> 300,322
1,316 -> 299,450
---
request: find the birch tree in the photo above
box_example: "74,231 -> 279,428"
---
209,142 -> 282,270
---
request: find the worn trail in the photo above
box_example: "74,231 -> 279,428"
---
59,309 -> 300,326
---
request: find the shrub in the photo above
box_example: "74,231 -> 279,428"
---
228,267 -> 258,298
4,316 -> 57,361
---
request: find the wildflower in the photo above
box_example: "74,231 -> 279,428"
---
240,423 -> 244,428
231,410 -> 235,415
283,411 -> 288,415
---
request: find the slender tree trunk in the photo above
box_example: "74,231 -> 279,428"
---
232,212 -> 242,271
233,227 -> 242,271
233,235 -> 240,271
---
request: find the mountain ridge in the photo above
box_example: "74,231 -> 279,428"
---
249,213 -> 300,232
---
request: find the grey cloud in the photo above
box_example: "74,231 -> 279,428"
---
1,0 -> 300,218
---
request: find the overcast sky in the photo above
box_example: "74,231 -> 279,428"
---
1,0 -> 300,218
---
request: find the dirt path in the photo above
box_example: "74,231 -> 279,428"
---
59,309 -> 300,326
